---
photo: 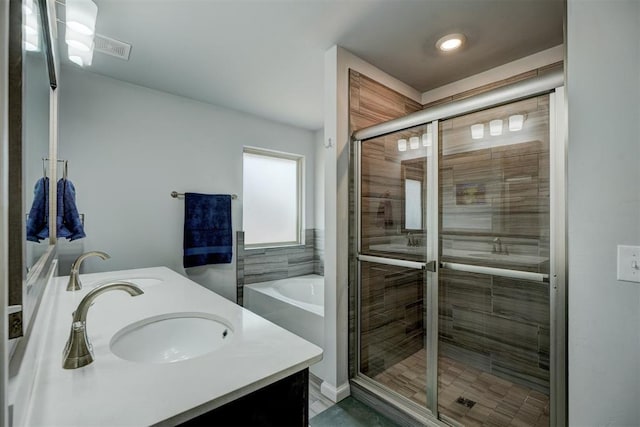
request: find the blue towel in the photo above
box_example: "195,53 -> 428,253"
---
183,193 -> 232,268
26,177 -> 49,242
58,179 -> 86,241
26,178 -> 86,241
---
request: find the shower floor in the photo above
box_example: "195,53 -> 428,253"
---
372,350 -> 550,426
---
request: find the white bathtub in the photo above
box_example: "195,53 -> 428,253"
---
244,274 -> 324,378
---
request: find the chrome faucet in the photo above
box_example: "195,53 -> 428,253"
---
492,237 -> 502,254
62,281 -> 144,369
492,237 -> 509,255
67,251 -> 110,291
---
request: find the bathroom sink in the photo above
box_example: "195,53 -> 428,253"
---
110,313 -> 233,363
468,252 -> 496,259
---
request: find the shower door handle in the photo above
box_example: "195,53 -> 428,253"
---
425,260 -> 437,272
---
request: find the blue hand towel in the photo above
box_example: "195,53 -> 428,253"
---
183,193 -> 232,268
26,177 -> 49,242
58,178 -> 86,241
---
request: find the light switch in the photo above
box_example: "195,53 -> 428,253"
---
617,245 -> 640,283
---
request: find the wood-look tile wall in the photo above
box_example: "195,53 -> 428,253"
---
438,94 -> 551,393
348,67 -> 558,394
236,229 -> 323,305
349,70 -> 425,377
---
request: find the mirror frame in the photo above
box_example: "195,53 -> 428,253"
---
7,0 -> 58,340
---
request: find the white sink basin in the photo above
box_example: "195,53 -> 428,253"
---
110,313 -> 233,364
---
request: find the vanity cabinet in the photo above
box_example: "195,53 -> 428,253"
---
181,369 -> 308,427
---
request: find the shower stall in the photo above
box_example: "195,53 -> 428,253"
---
350,71 -> 566,426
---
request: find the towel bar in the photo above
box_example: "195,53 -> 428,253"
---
171,191 -> 237,200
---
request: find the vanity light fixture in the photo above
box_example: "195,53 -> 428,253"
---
489,119 -> 503,136
436,33 -> 466,52
65,0 -> 97,35
409,136 -> 420,150
422,124 -> 433,147
24,12 -> 39,51
508,114 -> 525,131
470,123 -> 484,140
397,139 -> 407,152
23,0 -> 34,15
68,45 -> 93,66
65,27 -> 93,51
65,0 -> 98,67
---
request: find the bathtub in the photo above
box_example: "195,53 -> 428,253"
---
244,274 -> 324,378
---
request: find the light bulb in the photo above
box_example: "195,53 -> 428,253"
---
409,136 -> 420,150
65,0 -> 98,36
65,26 -> 93,51
23,0 -> 34,15
69,55 -> 84,66
436,33 -> 466,52
471,123 -> 484,140
397,139 -> 407,152
489,119 -> 503,136
68,44 -> 93,67
422,124 -> 432,147
509,114 -> 525,131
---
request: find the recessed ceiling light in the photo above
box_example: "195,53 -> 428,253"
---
436,33 -> 466,52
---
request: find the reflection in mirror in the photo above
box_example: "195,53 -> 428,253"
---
404,179 -> 421,230
360,123 -> 430,262
24,21 -> 51,270
7,0 -> 57,340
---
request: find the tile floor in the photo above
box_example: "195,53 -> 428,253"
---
309,396 -> 400,427
373,349 -> 550,426
309,373 -> 335,419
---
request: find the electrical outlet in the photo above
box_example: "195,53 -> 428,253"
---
617,245 -> 640,283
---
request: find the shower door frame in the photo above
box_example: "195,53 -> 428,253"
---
350,72 -> 567,427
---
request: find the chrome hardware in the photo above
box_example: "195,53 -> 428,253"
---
491,237 -> 509,255
425,260 -> 437,272
62,281 -> 143,369
440,262 -> 549,283
67,251 -> 110,291
492,237 -> 501,254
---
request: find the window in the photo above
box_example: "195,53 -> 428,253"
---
243,148 -> 303,247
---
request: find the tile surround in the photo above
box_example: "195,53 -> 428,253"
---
236,229 -> 324,305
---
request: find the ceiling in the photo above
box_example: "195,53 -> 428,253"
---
58,0 -> 564,131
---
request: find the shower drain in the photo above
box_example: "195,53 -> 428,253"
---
455,396 -> 476,408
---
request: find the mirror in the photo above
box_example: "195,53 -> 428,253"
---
7,0 -> 57,339
24,7 -> 51,268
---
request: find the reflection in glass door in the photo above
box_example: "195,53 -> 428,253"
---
438,95 -> 551,426
354,89 -> 563,427
356,122 -> 437,415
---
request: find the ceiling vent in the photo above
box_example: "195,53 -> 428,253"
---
94,34 -> 131,60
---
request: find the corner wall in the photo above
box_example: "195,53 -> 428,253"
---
58,66 -> 316,302
567,0 -> 640,424
322,45 -> 422,401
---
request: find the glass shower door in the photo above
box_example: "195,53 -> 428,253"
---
356,122 -> 439,416
437,95 -> 551,426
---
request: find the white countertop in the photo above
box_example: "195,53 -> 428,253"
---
442,248 -> 548,266
22,267 -> 323,426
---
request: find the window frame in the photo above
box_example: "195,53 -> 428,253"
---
242,147 -> 304,249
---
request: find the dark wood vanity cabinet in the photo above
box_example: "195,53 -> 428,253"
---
179,369 -> 308,427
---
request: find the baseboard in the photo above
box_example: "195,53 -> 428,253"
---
320,380 -> 350,403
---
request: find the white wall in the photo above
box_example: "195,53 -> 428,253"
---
567,1 -> 640,425
322,45 -> 422,402
314,129 -> 325,231
58,66 -> 316,301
